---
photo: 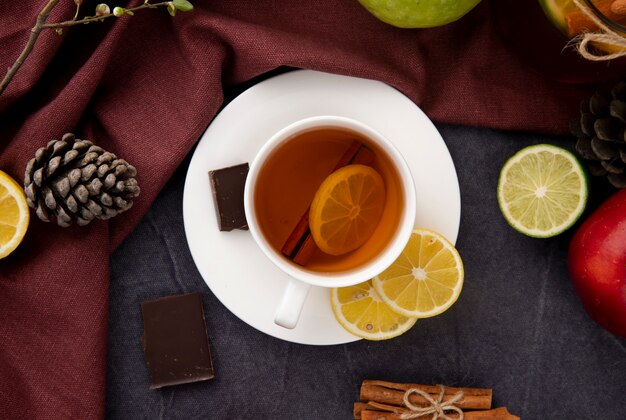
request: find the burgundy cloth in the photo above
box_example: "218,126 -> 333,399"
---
0,0 -> 592,418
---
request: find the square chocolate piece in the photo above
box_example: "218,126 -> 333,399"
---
140,293 -> 215,389
209,163 -> 249,231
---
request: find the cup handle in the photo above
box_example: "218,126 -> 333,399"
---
274,278 -> 311,329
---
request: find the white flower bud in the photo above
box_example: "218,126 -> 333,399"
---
95,3 -> 110,16
113,6 -> 125,17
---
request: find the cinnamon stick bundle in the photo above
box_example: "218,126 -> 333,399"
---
360,380 -> 492,411
355,380 -> 520,420
356,405 -> 519,420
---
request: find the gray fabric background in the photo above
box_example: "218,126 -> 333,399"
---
106,85 -> 626,419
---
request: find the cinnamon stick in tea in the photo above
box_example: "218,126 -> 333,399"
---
281,140 -> 374,265
360,380 -> 492,410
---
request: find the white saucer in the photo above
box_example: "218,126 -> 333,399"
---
183,70 -> 460,346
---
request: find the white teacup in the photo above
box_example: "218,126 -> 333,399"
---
244,116 -> 416,329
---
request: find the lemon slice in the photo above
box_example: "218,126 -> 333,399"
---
372,228 -> 464,318
497,144 -> 588,238
309,164 -> 385,256
0,170 -> 29,259
331,281 -> 417,340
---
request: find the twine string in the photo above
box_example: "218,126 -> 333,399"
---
571,0 -> 626,60
399,385 -> 464,420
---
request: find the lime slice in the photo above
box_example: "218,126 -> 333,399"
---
331,281 -> 417,340
497,144 -> 588,238
372,228 -> 464,318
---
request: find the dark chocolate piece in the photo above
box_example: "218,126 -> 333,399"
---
140,293 -> 215,389
208,163 -> 249,231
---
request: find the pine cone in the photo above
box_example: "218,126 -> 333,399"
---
24,133 -> 141,227
571,80 -> 626,189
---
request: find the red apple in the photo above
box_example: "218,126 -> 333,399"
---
569,188 -> 626,337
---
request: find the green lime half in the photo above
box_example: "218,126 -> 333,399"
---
497,144 -> 588,238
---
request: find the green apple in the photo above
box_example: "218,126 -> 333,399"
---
357,0 -> 482,28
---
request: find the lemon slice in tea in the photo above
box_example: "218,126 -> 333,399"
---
331,281 -> 417,340
309,164 -> 385,256
497,144 -> 588,238
372,228 -> 464,318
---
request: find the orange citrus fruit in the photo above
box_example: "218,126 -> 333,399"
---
0,170 -> 29,259
309,164 -> 385,256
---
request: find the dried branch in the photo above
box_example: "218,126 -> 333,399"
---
0,0 -> 193,96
